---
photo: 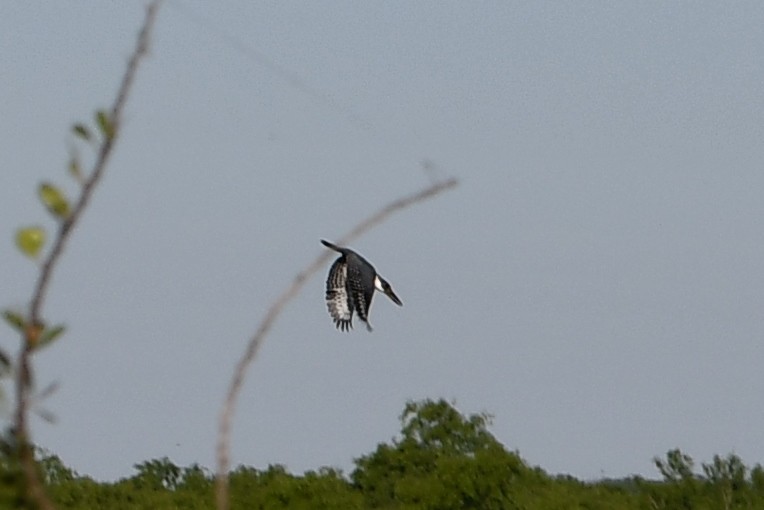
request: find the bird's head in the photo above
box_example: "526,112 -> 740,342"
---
374,276 -> 403,306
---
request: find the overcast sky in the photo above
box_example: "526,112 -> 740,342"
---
3,1 -> 764,482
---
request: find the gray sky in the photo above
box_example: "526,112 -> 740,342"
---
3,1 -> 764,482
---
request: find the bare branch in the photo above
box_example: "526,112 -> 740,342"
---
14,3 -> 162,508
215,177 -> 458,510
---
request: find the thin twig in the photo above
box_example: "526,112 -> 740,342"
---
215,177 -> 458,510
28,2 -> 161,325
14,3 -> 162,508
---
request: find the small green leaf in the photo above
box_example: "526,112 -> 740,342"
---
68,155 -> 84,183
15,226 -> 46,259
38,324 -> 66,349
2,310 -> 25,332
38,182 -> 71,219
96,110 -> 115,140
72,123 -> 91,141
0,348 -> 11,377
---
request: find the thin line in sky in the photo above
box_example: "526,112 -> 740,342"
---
166,0 -> 452,183
167,0 -> 375,133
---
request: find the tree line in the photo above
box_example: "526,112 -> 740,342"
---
1,398 -> 762,509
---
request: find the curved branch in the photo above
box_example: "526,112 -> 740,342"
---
28,2 -> 161,325
14,3 -> 162,509
215,177 -> 458,510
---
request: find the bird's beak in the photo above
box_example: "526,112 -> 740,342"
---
385,287 -> 403,307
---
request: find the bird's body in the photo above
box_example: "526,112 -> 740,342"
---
321,239 -> 402,331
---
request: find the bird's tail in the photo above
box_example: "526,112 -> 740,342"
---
320,239 -> 342,252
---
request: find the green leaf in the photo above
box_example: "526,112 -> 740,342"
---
0,348 -> 11,377
2,310 -> 25,333
72,123 -> 91,141
15,226 -> 46,259
37,324 -> 66,349
38,182 -> 71,219
68,155 -> 84,183
96,110 -> 115,140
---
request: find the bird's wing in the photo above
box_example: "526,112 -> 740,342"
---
325,257 -> 353,331
346,263 -> 375,331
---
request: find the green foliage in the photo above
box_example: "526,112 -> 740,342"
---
0,400 -> 762,509
39,451 -> 77,485
398,399 -> 496,455
229,464 -> 362,510
38,182 -> 71,220
642,449 -> 764,510
132,457 -> 182,491
2,311 -> 26,333
67,154 -> 84,184
0,351 -> 10,378
36,324 -> 66,351
95,110 -> 115,141
655,448 -> 696,482
15,226 -> 46,259
0,431 -> 59,508
71,124 -> 91,142
352,399 -> 538,509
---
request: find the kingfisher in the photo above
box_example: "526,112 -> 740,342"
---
321,239 -> 403,332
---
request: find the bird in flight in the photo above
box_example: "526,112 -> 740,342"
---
321,239 -> 402,331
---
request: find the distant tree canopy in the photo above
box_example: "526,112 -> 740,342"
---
1,398 -> 763,509
352,399 -> 533,509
